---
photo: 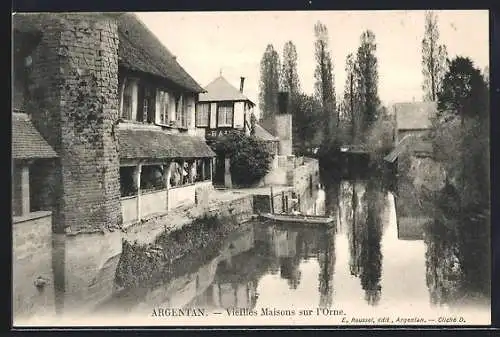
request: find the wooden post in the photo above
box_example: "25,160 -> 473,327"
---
134,162 -> 143,221
21,164 -> 30,215
201,159 -> 206,181
270,186 -> 274,214
281,191 -> 285,214
163,161 -> 171,211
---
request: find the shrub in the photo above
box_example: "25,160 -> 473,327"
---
210,131 -> 273,186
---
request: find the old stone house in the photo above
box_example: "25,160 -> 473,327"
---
12,13 -> 215,234
384,101 -> 436,164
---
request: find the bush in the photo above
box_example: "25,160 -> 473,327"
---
210,131 -> 273,186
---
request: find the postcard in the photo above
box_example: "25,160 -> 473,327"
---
11,9 -> 491,327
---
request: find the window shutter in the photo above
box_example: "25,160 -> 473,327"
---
185,96 -> 192,128
137,86 -> 145,122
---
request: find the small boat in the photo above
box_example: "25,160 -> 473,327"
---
259,212 -> 335,225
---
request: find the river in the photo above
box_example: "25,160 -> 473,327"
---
81,169 -> 490,326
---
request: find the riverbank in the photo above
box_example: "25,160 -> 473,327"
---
13,158 -> 320,324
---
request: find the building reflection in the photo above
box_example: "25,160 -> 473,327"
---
394,173 -> 490,308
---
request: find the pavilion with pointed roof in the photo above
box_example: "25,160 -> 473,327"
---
196,75 -> 256,138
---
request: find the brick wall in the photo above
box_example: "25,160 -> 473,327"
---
26,14 -> 121,233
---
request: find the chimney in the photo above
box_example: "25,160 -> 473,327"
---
240,77 -> 245,93
277,91 -> 289,115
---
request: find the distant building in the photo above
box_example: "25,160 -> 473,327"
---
197,75 -> 255,138
384,101 -> 436,163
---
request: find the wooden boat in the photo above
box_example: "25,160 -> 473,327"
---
259,212 -> 335,225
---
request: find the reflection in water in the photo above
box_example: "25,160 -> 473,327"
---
396,173 -> 491,309
423,196 -> 491,308
318,226 -> 335,308
40,169 -> 489,322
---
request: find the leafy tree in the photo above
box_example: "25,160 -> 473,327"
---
342,52 -> 359,144
259,44 -> 281,120
280,41 -> 301,97
210,132 -> 273,186
434,56 -> 489,212
354,30 -> 381,139
437,57 -> 488,123
314,21 -> 337,144
292,93 -> 322,154
422,11 -> 448,102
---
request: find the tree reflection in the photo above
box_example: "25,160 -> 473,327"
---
340,178 -> 386,306
424,186 -> 491,307
318,226 -> 336,308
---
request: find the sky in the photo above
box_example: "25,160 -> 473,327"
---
136,10 -> 489,116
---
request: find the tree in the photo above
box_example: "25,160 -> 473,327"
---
342,52 -> 359,144
210,132 -> 273,186
434,56 -> 489,214
314,21 -> 337,145
292,93 -> 322,153
280,41 -> 301,97
437,57 -> 488,123
422,11 -> 448,102
354,30 -> 381,139
259,44 -> 281,121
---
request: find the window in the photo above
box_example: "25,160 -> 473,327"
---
174,95 -> 189,128
217,103 -> 233,127
121,80 -> 137,120
157,90 -> 169,125
143,87 -> 151,123
196,103 -> 210,127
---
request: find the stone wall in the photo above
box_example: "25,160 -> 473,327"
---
274,114 -> 293,156
26,13 -> 121,233
12,211 -> 55,320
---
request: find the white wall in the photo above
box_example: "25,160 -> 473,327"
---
210,103 -> 217,129
233,101 -> 245,129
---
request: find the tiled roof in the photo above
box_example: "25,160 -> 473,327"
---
199,76 -> 254,103
116,13 -> 204,93
12,13 -> 204,93
384,134 -> 433,163
119,128 -> 215,160
394,101 -> 436,131
254,124 -> 278,142
12,113 -> 58,160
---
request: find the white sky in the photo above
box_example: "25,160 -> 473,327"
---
136,10 -> 489,114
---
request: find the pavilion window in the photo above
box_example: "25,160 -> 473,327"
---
217,103 -> 234,127
196,103 -> 210,127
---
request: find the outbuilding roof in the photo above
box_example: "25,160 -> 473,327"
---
119,129 -> 215,160
394,101 -> 437,131
12,113 -> 58,160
